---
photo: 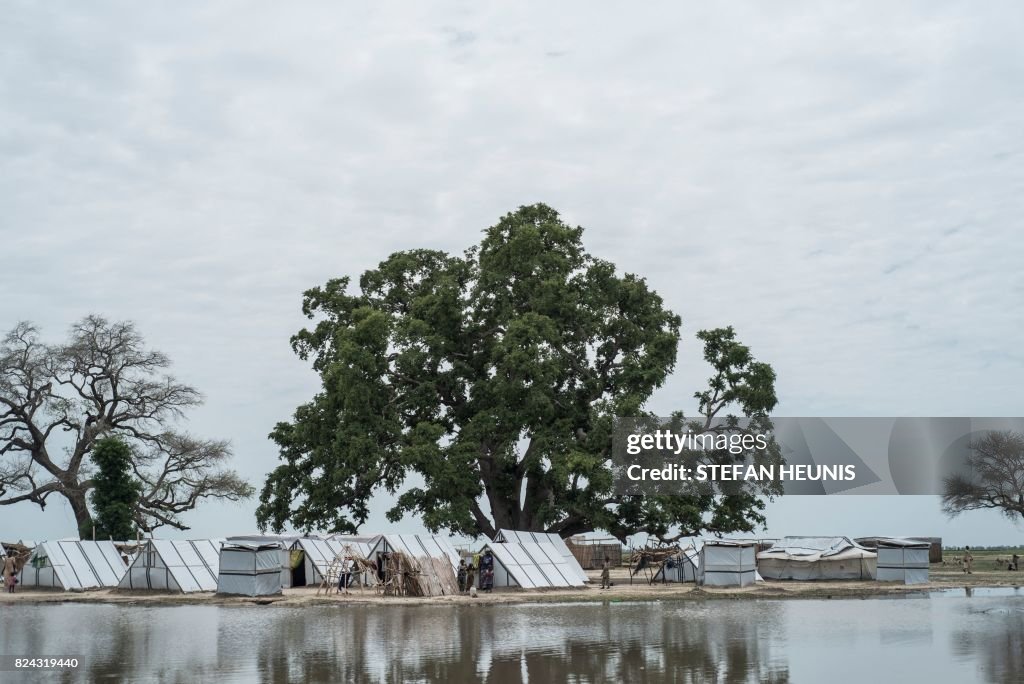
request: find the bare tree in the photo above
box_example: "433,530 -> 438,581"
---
942,430 -> 1024,521
0,315 -> 253,536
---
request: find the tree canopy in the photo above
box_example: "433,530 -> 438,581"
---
942,430 -> 1024,522
257,204 -> 780,540
0,315 -> 254,535
88,436 -> 140,541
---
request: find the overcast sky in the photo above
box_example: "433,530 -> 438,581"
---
2,2 -> 1022,546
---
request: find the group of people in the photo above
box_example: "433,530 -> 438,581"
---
457,550 -> 494,593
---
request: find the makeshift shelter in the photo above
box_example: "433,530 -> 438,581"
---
698,540 -> 758,587
652,546 -> 700,583
117,539 -> 223,593
216,541 -> 285,596
757,537 -> 877,581
367,534 -> 460,597
19,541 -> 127,590
875,538 -> 930,584
494,530 -> 589,583
289,536 -> 379,588
479,542 -> 586,589
856,536 -> 942,564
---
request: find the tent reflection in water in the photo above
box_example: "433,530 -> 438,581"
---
875,538 -> 930,584
217,541 -> 285,596
757,537 -> 877,581
698,540 -> 758,587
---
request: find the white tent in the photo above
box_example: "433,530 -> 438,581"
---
652,545 -> 700,583
117,539 -> 223,593
290,536 -> 380,587
480,541 -> 586,589
217,541 -> 285,596
367,534 -> 460,596
493,529 -> 589,584
757,537 -> 877,581
698,540 -> 758,587
19,540 -> 127,590
875,538 -> 930,584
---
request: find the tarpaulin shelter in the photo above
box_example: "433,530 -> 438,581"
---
216,541 -> 285,596
698,540 -> 758,587
18,541 -> 127,590
479,541 -> 586,589
757,537 -> 877,580
117,539 -> 223,593
494,530 -> 589,584
875,538 -> 930,584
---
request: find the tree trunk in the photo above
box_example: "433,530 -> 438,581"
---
65,488 -> 93,540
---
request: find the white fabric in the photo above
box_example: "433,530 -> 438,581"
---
698,541 -> 758,587
117,539 -> 223,593
481,542 -> 586,588
876,542 -> 930,584
19,541 -> 128,591
493,529 -> 589,584
653,546 -> 700,583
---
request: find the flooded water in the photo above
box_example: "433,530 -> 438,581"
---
1,588 -> 1023,682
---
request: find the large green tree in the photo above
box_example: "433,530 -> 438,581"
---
88,436 -> 141,540
257,204 -> 780,540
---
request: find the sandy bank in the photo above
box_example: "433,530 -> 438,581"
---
2,566 -> 1020,608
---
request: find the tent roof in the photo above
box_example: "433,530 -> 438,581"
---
493,529 -> 588,584
704,539 -> 758,548
482,541 -> 586,588
758,536 -> 875,562
27,540 -> 127,590
222,541 -> 284,551
874,537 -> 932,549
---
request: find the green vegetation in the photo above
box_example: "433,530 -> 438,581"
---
257,203 -> 781,541
88,437 -> 141,541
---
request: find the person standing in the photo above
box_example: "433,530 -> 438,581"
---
3,554 -> 18,593
480,551 -> 494,593
963,546 -> 974,574
465,560 -> 476,594
457,559 -> 468,592
1011,553 -> 1019,571
600,556 -> 611,589
338,556 -> 353,594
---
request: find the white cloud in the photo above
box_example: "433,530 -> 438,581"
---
2,1 -> 1022,544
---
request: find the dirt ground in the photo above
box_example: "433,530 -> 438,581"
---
1,563 -> 1021,608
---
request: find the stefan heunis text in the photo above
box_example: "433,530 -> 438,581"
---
625,464 -> 857,482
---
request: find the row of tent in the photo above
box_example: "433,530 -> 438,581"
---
9,529 -> 593,596
651,536 -> 931,586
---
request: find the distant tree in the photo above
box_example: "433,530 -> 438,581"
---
88,437 -> 140,540
257,203 -> 782,540
942,430 -> 1024,522
0,315 -> 254,536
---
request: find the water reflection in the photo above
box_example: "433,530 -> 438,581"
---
0,594 -> 1021,683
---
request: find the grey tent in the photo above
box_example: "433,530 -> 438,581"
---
875,538 -> 930,584
217,541 -> 285,596
757,537 -> 877,580
493,530 -> 589,584
226,534 -> 298,588
117,539 -> 223,593
19,541 -> 127,590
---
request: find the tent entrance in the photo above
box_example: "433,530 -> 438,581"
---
290,550 -> 306,587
